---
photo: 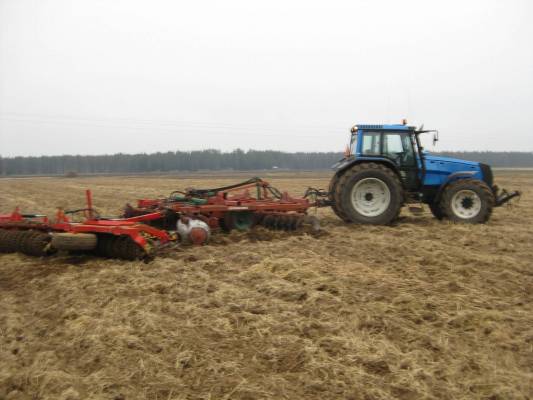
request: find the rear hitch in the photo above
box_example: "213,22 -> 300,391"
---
493,186 -> 521,207
303,187 -> 333,207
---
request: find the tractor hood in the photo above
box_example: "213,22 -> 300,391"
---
423,153 -> 479,168
422,153 -> 483,187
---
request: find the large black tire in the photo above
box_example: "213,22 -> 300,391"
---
334,163 -> 403,225
440,179 -> 494,223
429,202 -> 445,220
328,173 -> 351,222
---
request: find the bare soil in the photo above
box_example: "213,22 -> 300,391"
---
0,171 -> 532,400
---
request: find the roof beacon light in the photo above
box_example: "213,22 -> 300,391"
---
401,118 -> 408,125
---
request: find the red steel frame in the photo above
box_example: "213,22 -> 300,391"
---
0,190 -> 173,254
0,179 -> 316,254
134,179 -> 312,226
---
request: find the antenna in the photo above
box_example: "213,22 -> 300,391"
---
386,95 -> 391,124
407,88 -> 411,121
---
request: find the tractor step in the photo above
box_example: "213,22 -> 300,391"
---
408,205 -> 424,215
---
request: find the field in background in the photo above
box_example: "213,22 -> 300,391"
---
1,171 -> 532,400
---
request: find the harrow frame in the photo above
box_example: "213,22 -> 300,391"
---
127,177 -> 315,231
0,178 -> 322,260
0,190 -> 173,260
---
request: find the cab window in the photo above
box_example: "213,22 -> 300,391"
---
361,132 -> 381,155
383,132 -> 415,166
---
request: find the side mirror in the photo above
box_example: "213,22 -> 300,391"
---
432,131 -> 439,146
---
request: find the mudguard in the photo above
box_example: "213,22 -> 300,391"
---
332,157 -> 399,176
434,171 -> 476,203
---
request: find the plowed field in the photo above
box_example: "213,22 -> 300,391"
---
1,171 -> 532,400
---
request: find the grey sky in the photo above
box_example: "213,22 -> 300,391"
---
1,0 -> 532,156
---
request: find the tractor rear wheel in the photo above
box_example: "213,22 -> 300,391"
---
440,179 -> 494,223
328,173 -> 351,222
334,163 -> 403,225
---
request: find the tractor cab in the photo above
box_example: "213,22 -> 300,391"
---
343,123 -> 423,191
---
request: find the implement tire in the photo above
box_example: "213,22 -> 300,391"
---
440,179 -> 494,223
223,211 -> 254,232
334,162 -> 403,225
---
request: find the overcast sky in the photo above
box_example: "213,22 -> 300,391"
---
0,0 -> 532,156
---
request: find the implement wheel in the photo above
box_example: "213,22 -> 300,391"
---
334,163 -> 403,225
223,211 -> 254,232
440,179 -> 494,223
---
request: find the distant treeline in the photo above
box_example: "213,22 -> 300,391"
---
0,150 -> 532,176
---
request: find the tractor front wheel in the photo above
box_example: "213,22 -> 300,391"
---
334,163 -> 403,225
429,202 -> 445,220
440,179 -> 494,223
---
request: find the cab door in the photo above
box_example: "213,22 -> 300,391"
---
380,131 -> 420,190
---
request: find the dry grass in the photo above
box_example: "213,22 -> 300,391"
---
0,171 -> 532,400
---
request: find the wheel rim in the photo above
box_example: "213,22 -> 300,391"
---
451,189 -> 482,219
231,211 -> 254,231
351,178 -> 391,217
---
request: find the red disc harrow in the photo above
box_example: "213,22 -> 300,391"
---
0,178 -> 324,260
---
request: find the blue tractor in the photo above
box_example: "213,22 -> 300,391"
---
328,122 -> 520,224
